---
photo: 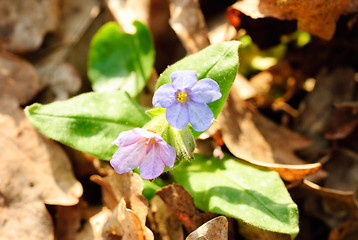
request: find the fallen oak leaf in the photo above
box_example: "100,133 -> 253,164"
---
186,216 -> 228,240
156,183 -> 216,233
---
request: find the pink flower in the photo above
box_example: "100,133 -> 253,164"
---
110,128 -> 176,179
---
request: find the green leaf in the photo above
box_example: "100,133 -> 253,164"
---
155,41 -> 240,137
88,21 -> 155,96
25,91 -> 151,160
142,180 -> 161,201
146,108 -> 165,118
171,154 -> 299,237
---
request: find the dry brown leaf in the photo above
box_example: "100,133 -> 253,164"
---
102,198 -> 147,240
105,0 -> 150,33
35,61 -> 81,103
28,0 -> 100,102
230,0 -> 288,20
325,102 -> 358,140
231,0 -> 357,40
156,183 -> 216,233
91,172 -> 154,240
295,67 -> 356,156
147,195 -> 184,240
218,83 -> 322,181
33,0 -> 100,62
0,52 -> 40,104
58,206 -> 113,240
168,0 -> 210,54
277,0 -> 350,40
303,180 -> 358,217
232,73 -> 257,100
207,11 -> 237,45
0,98 -> 82,239
0,200 -> 54,240
186,216 -> 228,240
329,220 -> 358,240
0,0 -> 59,53
90,172 -> 149,224
302,179 -> 358,227
238,220 -> 291,240
55,200 -> 106,240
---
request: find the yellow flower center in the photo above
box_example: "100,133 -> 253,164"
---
177,91 -> 188,103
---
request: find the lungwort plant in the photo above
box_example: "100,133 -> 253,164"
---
25,21 -> 299,238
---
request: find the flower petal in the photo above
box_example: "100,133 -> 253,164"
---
170,70 -> 197,90
158,140 -> 176,167
190,78 -> 222,103
187,101 -> 214,132
166,102 -> 189,130
152,84 -> 176,108
112,129 -> 142,147
139,144 -> 165,179
110,140 -> 146,174
132,128 -> 158,139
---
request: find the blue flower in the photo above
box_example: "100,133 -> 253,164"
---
152,70 -> 222,131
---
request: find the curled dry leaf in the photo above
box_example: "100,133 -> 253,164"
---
230,0 -> 357,40
90,172 -> 149,224
156,183 -> 216,233
168,0 -> 210,54
147,195 -> 184,240
91,172 -> 154,239
218,83 -> 322,182
186,216 -> 228,240
0,52 -> 40,105
102,198 -> 149,240
302,179 -> 358,227
0,0 -> 58,53
0,98 -> 82,239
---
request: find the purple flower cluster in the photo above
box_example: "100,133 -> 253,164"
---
153,70 -> 222,132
